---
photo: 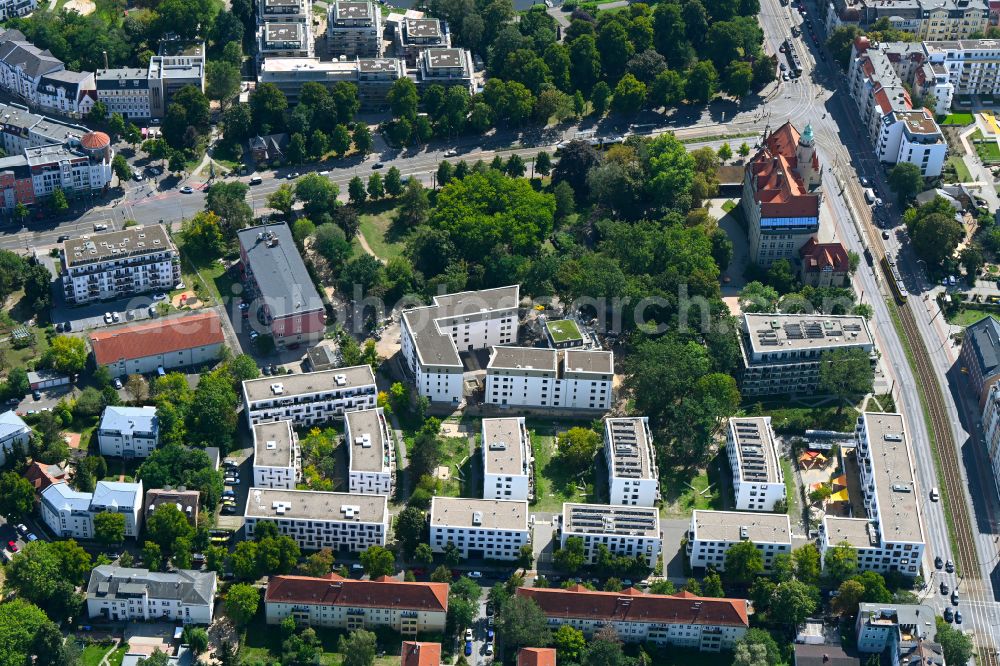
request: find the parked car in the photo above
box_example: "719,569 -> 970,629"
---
485,644 -> 494,656
103,312 -> 113,324
444,149 -> 457,157
952,591 -> 960,605
468,571 -> 482,579
955,611 -> 963,624
464,629 -> 473,641
94,223 -> 108,231
944,607 -> 954,623
249,176 -> 263,185
941,581 -> 950,595
25,534 -> 37,542
464,641 -> 472,657
32,391 -> 41,401
14,524 -> 27,537
113,378 -> 123,390
112,312 -> 120,323
7,541 -> 17,552
372,162 -> 384,169
180,186 -> 194,194
935,556 -> 944,569
945,560 -> 955,573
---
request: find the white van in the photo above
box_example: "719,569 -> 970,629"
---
864,188 -> 876,204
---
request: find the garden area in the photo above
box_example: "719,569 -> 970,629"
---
529,424 -> 599,512
240,613 -> 407,666
659,454 -> 726,518
746,400 -> 861,435
358,202 -> 406,262
975,140 -> 1000,164
938,113 -> 974,126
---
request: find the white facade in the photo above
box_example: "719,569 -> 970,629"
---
429,497 -> 530,561
400,286 -> 519,404
687,510 -> 792,572
983,383 -> 1000,494
252,420 -> 301,489
485,347 -> 614,410
344,408 -> 394,495
97,406 -> 159,458
0,0 -> 35,23
327,1 -> 383,57
244,488 -> 388,552
243,366 -> 378,428
820,413 -> 925,576
604,417 -> 659,506
727,417 -> 786,512
86,566 -> 216,625
0,410 -> 30,468
61,226 -> 181,305
560,503 -> 662,567
876,110 -> 947,177
481,417 -> 531,501
40,480 -> 143,540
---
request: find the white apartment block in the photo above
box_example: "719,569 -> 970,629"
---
0,29 -> 64,104
739,313 -> 875,397
560,503 -> 662,567
265,574 -> 447,636
327,1 -> 384,57
242,366 -> 378,427
727,417 -> 786,512
983,383 -> 1000,494
687,510 -> 792,572
485,347 -> 614,410
400,286 -> 519,404
604,417 -> 659,506
40,480 -> 143,540
244,488 -> 388,552
61,226 -> 181,304
344,408 -> 395,495
920,39 -> 1000,111
86,566 -> 216,625
259,22 -> 314,59
849,40 -> 946,177
0,1 -> 35,24
258,0 -> 311,23
821,413 -> 925,576
415,48 -> 475,93
517,587 -> 750,652
856,603 -> 939,654
97,406 -> 159,458
429,497 -> 530,561
481,417 -> 532,501
252,420 -> 301,489
0,410 -> 30,469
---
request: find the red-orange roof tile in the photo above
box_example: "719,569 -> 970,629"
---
746,122 -> 820,219
518,647 -> 557,666
800,238 -> 850,273
88,311 -> 224,366
265,574 -> 449,613
515,587 -> 749,628
401,641 -> 441,666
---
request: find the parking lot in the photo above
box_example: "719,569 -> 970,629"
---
51,291 -> 170,333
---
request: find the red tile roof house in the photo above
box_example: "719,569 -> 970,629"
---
401,641 -> 441,666
24,460 -> 68,493
515,586 -> 750,652
518,647 -> 557,666
799,238 -> 851,287
88,311 -> 225,377
264,574 -> 448,636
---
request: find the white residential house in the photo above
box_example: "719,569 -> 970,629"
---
481,417 -> 532,501
86,565 -> 216,625
242,366 -> 378,427
400,286 -> 519,404
687,510 -> 792,572
344,408 -> 394,495
244,488 -> 388,552
560,503 -> 662,567
40,480 -> 144,540
327,1 -> 383,57
726,417 -> 786,512
252,420 -> 301,489
97,406 -> 159,458
485,347 -> 614,410
0,410 -> 30,468
604,417 -> 659,506
820,413 -> 925,576
429,496 -> 530,561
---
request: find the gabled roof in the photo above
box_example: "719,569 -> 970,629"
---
40,481 -> 91,513
799,238 -> 850,273
265,573 -> 448,613
99,406 -> 157,435
515,586 -> 749,628
87,565 -> 216,606
965,316 -> 1000,380
0,409 -> 29,441
518,647 -> 557,666
89,311 -> 224,366
746,121 -> 820,219
90,480 -> 142,510
401,642 -> 441,666
0,29 -> 64,80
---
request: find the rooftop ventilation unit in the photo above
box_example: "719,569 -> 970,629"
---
341,504 -> 361,518
271,383 -> 284,395
334,374 -> 348,386
472,511 -> 482,525
883,433 -> 903,442
739,526 -> 749,540
488,441 -> 507,451
266,440 -> 277,450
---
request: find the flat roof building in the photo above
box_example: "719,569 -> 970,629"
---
516,586 -> 750,652
393,17 -> 450,66
327,1 -> 383,57
415,47 -> 475,93
688,510 -> 792,572
856,603 -> 942,665
344,408 -> 395,495
561,502 -> 662,567
245,488 -> 388,552
252,420 -> 300,489
485,347 -> 614,411
739,313 -> 875,397
481,417 -> 532,501
238,224 -> 326,350
604,417 -> 658,506
242,365 -> 377,427
257,56 -> 404,109
429,496 -> 530,561
726,417 -> 785,512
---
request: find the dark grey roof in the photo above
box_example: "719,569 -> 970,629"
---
793,644 -> 859,666
39,69 -> 91,98
966,316 -> 1000,380
0,32 -> 64,80
86,565 -> 216,606
237,223 -> 323,320
95,68 -> 149,90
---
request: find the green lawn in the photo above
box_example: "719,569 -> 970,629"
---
781,458 -> 797,518
939,113 -> 974,125
721,199 -> 737,213
948,156 -> 972,182
0,313 -> 49,373
173,236 -> 233,307
545,319 -> 583,344
107,647 -> 127,666
976,140 -> 1000,164
358,201 -> 406,261
660,463 -> 724,517
947,307 -> 999,326
747,401 -> 861,435
80,643 -> 115,666
435,435 -> 474,498
530,429 -> 596,512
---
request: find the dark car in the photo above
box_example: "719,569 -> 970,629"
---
57,234 -> 70,242
372,162 -> 384,169
945,560 -> 955,573
941,581 -> 950,595
464,641 -> 472,657
952,591 -> 960,606
955,611 -> 963,624
32,390 -> 41,401
944,607 -> 954,623
935,556 -> 944,570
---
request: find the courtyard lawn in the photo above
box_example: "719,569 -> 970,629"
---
358,202 -> 406,262
530,429 -> 596,512
80,643 -> 115,666
948,156 -> 972,182
947,307 -> 1000,327
435,435 -> 474,498
107,647 -> 127,666
748,401 -> 861,435
781,458 -> 798,517
0,312 -> 50,372
976,141 -> 1000,164
544,319 -> 583,345
939,113 -> 974,125
660,461 -> 724,517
